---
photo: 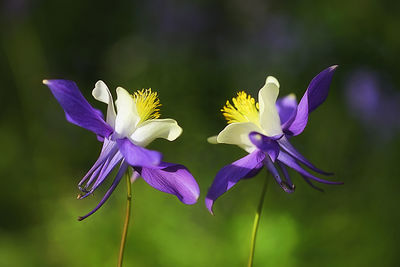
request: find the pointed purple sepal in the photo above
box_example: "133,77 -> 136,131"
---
43,79 -> 113,138
205,150 -> 266,215
286,66 -> 338,136
138,162 -> 200,205
276,95 -> 298,129
117,138 -> 162,168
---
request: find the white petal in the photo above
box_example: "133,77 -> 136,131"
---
207,136 -> 218,144
216,122 -> 262,153
258,76 -> 283,136
92,80 -> 116,128
130,118 -> 182,147
114,87 -> 140,137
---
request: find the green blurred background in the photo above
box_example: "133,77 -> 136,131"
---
1,0 -> 400,266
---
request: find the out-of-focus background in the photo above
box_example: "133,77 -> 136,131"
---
1,0 -> 399,266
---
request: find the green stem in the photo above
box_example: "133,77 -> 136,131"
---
247,175 -> 269,267
117,173 -> 132,267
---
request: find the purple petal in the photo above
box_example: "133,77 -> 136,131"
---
301,174 -> 325,192
78,161 -> 128,221
81,163 -> 107,195
264,156 -> 295,193
276,95 -> 298,128
241,164 -> 264,180
277,136 -> 332,175
117,138 -> 162,168
205,150 -> 266,215
277,151 -> 343,185
286,66 -> 337,136
248,132 -> 280,162
277,162 -> 295,190
138,162 -> 200,205
78,139 -> 118,188
43,79 -> 113,137
79,151 -> 124,199
91,152 -> 123,190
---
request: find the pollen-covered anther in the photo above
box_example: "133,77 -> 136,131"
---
132,88 -> 161,123
221,91 -> 260,125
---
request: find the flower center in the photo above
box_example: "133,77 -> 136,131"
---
221,91 -> 260,125
132,88 -> 161,123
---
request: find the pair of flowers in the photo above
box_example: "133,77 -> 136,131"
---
43,65 -> 341,219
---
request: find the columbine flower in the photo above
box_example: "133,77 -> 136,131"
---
206,66 -> 342,214
43,79 -> 200,220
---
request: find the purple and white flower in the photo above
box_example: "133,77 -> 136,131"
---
206,66 -> 342,214
44,79 -> 200,220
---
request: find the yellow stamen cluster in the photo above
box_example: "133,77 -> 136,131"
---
221,91 -> 260,125
132,88 -> 161,123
